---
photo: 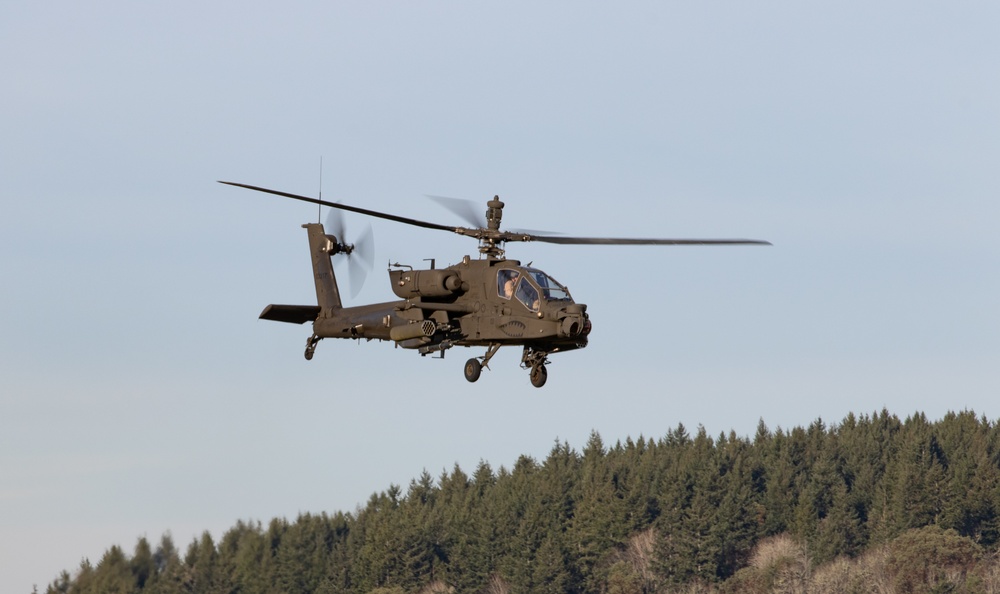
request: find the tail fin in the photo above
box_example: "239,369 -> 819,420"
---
303,222 -> 343,311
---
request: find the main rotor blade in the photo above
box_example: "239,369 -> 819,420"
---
426,193 -> 560,235
425,194 -> 486,228
219,181 -> 458,233
222,182 -> 771,248
524,235 -> 772,246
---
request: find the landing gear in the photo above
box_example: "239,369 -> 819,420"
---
521,346 -> 550,389
464,344 -> 501,383
304,334 -> 321,361
529,364 -> 548,388
464,358 -> 482,382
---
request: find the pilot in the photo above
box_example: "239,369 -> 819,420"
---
501,270 -> 519,299
516,280 -> 540,312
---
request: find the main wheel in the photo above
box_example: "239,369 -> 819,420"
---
464,358 -> 482,383
529,364 -> 547,388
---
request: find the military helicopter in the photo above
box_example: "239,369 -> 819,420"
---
220,181 -> 770,387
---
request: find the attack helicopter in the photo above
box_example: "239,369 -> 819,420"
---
220,181 -> 770,387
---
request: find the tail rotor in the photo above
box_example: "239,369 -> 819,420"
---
325,208 -> 375,298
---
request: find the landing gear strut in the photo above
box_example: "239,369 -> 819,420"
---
521,347 -> 550,388
304,334 -> 321,361
464,343 -> 501,383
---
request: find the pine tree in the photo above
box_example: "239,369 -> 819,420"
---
890,413 -> 947,534
354,489 -> 404,592
656,426 -> 718,584
90,545 -> 135,594
129,538 -> 154,591
531,532 -> 573,594
814,480 -> 863,562
759,428 -> 797,536
144,534 -> 184,594
711,431 -> 760,578
571,431 -> 624,591
185,532 -> 218,594
44,571 -> 72,594
494,455 -> 542,591
937,411 -> 1000,545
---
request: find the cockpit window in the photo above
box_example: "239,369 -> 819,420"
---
515,278 -> 540,312
497,269 -> 520,299
523,268 -> 571,300
500,267 -> 570,310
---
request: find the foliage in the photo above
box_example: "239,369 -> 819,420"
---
46,409 -> 1000,594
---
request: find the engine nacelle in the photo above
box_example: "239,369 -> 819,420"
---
389,269 -> 464,299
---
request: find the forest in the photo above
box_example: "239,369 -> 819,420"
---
44,410 -> 1000,594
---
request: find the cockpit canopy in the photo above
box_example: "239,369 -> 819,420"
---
497,266 -> 572,312
523,268 -> 571,300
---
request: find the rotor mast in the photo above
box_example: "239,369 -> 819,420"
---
481,196 -> 505,258
451,195 -> 511,258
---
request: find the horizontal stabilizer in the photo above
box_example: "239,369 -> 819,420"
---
259,304 -> 321,324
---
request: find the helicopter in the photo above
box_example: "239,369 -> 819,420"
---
220,181 -> 770,387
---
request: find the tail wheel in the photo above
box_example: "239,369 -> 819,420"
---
464,358 -> 483,383
529,364 -> 547,388
304,334 -> 320,361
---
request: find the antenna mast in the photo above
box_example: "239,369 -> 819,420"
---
317,156 -> 323,223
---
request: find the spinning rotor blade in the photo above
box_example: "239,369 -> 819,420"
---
325,204 -> 346,243
219,181 -> 458,233
325,208 -> 376,298
524,235 -> 772,246
425,193 -> 560,236
348,224 -> 375,298
425,194 -> 486,228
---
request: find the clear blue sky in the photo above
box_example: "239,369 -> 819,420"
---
2,2 -> 998,591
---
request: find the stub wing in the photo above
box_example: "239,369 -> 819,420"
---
259,304 -> 321,325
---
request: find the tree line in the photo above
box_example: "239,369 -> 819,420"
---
45,409 -> 1000,593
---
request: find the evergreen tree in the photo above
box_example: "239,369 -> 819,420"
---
813,480 -> 863,562
144,534 -> 183,594
656,426 -> 719,584
937,411 -> 1000,545
90,545 -> 135,594
758,427 -> 797,536
185,532 -> 218,594
129,538 -> 154,591
710,431 -> 760,578
618,436 -> 662,532
571,431 -> 624,591
531,532 -> 573,594
889,413 -> 948,535
354,489 -> 404,592
44,571 -> 71,594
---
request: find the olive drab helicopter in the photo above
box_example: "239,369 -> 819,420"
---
220,181 -> 770,387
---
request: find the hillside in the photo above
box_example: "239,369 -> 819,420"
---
45,410 -> 1000,593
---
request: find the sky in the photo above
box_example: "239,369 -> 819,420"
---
2,1 -> 998,591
